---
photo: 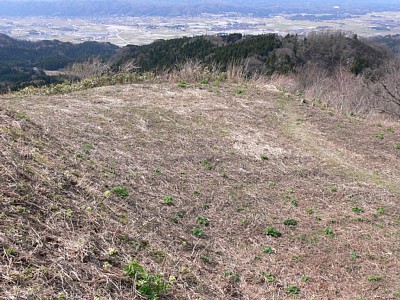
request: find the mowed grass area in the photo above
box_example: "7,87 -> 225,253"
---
0,82 -> 399,299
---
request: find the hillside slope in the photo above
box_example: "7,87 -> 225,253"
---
0,82 -> 399,299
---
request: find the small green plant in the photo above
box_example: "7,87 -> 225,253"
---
178,81 -> 187,88
376,207 -> 385,214
328,186 -> 337,192
163,196 -> 174,206
240,218 -> 249,226
305,209 -> 315,214
234,89 -> 244,94
125,260 -> 171,299
64,208 -> 74,218
196,216 -> 210,226
5,248 -> 16,256
264,227 -> 282,237
223,270 -> 240,283
395,144 -> 400,150
324,227 -> 335,236
283,218 -> 298,226
263,246 -> 275,254
108,248 -> 118,256
367,276 -> 381,282
285,285 -> 300,296
374,133 -> 384,140
394,289 -> 400,298
301,275 -> 310,282
260,155 -> 269,160
153,168 -> 161,174
191,227 -> 205,238
261,272 -> 275,282
192,190 -> 201,196
387,127 -> 395,133
267,181 -> 276,188
350,252 -> 359,260
292,255 -> 302,261
200,255 -> 213,264
291,199 -> 299,206
201,159 -> 214,170
352,207 -> 364,214
111,186 -> 129,198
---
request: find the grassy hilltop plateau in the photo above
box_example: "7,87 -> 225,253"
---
1,32 -> 400,299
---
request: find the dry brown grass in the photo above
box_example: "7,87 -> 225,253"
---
1,81 -> 399,299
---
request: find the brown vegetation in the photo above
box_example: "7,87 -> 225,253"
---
1,78 -> 399,299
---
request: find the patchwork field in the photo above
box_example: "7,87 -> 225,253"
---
2,12 -> 400,46
0,82 -> 399,299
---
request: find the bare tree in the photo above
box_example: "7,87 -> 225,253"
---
364,58 -> 400,117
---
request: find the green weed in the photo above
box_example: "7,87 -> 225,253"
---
178,81 -> 188,88
350,252 -> 359,260
352,207 -> 364,214
328,186 -> 337,192
367,276 -> 381,282
163,196 -> 174,206
125,260 -> 171,299
111,186 -> 129,198
283,218 -> 298,226
301,275 -> 310,282
261,272 -> 275,282
263,246 -> 275,254
201,159 -> 214,170
192,190 -> 201,196
201,256 -> 213,264
191,227 -> 206,238
196,216 -> 210,226
285,285 -> 300,296
223,270 -> 240,283
5,248 -> 16,256
264,227 -> 282,237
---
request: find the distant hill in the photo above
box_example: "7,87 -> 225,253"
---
110,32 -> 387,76
369,34 -> 400,53
0,0 -> 400,18
0,34 -> 118,92
0,34 -> 118,69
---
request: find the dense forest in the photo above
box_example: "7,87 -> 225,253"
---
110,32 -> 390,76
0,34 -> 118,92
2,32 -> 400,96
